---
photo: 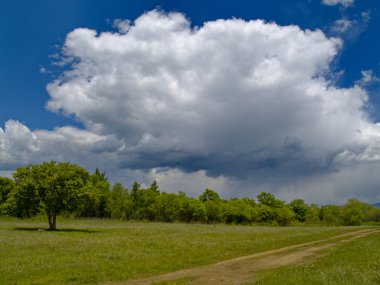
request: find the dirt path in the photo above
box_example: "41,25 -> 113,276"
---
110,228 -> 380,285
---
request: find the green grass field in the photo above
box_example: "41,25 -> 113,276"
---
255,231 -> 380,285
0,217 -> 373,285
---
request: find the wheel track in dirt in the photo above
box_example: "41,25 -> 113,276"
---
107,228 -> 380,285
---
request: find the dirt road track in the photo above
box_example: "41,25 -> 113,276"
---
109,228 -> 380,285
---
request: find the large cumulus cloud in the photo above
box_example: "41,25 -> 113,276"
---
2,10 -> 380,202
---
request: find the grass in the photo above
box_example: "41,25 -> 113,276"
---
0,217 -> 371,285
255,232 -> 380,285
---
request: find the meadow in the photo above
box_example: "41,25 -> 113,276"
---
255,231 -> 380,284
0,217 -> 372,285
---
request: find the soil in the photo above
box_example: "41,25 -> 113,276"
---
107,228 -> 380,285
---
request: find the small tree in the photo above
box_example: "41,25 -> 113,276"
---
341,199 -> 365,226
257,192 -> 284,208
273,206 -> 295,226
289,199 -> 309,222
199,188 -> 220,202
108,183 -> 131,219
78,169 -> 110,218
13,161 -> 89,230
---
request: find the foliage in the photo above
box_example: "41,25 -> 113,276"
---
77,168 -> 111,218
257,192 -> 284,208
11,162 -> 90,230
1,162 -> 380,227
289,199 -> 309,222
273,206 -> 295,226
320,205 -> 343,226
0,177 -> 14,205
199,188 -> 220,202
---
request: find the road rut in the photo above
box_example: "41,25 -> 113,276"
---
109,228 -> 380,285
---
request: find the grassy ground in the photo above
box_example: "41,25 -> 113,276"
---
0,217 -> 370,285
255,231 -> 380,285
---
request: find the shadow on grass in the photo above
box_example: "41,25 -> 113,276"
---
12,227 -> 98,233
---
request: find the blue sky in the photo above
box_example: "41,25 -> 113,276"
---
1,0 -> 380,203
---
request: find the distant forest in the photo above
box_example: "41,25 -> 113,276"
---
1,161 -> 380,230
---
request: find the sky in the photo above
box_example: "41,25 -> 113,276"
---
1,0 -> 380,204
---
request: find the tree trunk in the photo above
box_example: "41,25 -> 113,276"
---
48,211 -> 57,230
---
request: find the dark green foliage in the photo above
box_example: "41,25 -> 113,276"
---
320,205 -> 343,225
199,188 -> 220,202
257,204 -> 274,223
289,199 -> 309,222
10,162 -> 90,229
257,192 -> 284,208
223,198 -> 256,224
273,206 -> 295,226
108,183 -> 132,219
1,162 -> 380,227
341,198 -> 380,225
77,169 -> 111,218
0,177 -> 15,215
0,177 -> 14,204
304,204 -> 320,224
4,168 -> 41,217
204,200 -> 223,223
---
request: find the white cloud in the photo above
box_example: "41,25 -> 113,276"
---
0,120 -> 123,171
148,168 -> 237,198
331,19 -> 353,33
356,70 -> 380,86
113,19 -> 131,34
322,0 -> 354,7
2,10 -> 380,203
329,11 -> 371,40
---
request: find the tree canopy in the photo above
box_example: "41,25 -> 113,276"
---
12,162 -> 89,230
1,161 -> 380,228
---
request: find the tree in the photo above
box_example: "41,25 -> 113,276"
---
257,192 -> 284,208
108,183 -> 132,219
273,206 -> 295,226
154,193 -> 180,222
191,199 -> 207,222
77,169 -> 111,218
320,205 -> 342,225
7,169 -> 41,217
223,198 -> 255,224
289,199 -> 309,222
0,177 -> 14,206
13,161 -> 89,230
150,180 -> 160,194
204,200 -> 222,223
256,204 -> 274,223
129,181 -> 160,220
199,188 -> 221,202
304,204 -> 321,224
341,199 -> 363,226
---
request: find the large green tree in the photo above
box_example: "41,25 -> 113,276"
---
13,161 -> 89,230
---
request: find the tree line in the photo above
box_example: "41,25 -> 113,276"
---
0,161 -> 380,230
